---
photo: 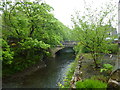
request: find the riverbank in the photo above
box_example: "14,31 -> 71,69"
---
3,60 -> 46,83
60,53 -> 117,88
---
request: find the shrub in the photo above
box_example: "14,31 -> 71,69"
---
76,79 -> 107,88
81,46 -> 90,53
2,39 -> 14,65
108,44 -> 118,54
74,44 -> 90,54
100,64 -> 113,74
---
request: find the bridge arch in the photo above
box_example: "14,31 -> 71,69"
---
55,47 -> 75,55
50,47 -> 75,57
50,41 -> 78,57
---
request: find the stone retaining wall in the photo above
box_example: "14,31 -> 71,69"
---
70,55 -> 83,88
108,45 -> 120,89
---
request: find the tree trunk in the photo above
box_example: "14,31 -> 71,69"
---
93,58 -> 98,68
91,52 -> 98,68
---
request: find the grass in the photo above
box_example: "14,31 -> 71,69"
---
76,79 -> 107,88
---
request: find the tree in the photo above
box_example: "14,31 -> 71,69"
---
72,1 -> 117,68
1,1 -> 70,74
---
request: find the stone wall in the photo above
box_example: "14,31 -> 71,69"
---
70,56 -> 83,88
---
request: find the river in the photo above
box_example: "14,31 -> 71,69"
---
3,47 -> 75,88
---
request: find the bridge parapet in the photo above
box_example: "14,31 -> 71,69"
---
50,41 -> 78,57
60,41 -> 79,47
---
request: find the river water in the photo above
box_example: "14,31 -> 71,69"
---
3,47 -> 75,88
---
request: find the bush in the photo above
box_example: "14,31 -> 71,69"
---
2,39 -> 14,65
74,43 -> 90,54
100,64 -> 113,75
81,46 -> 90,53
108,44 -> 118,54
76,79 -> 107,88
2,38 -> 50,75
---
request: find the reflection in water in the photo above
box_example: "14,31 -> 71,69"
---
3,47 -> 75,88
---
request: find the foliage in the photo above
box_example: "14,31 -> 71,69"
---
1,1 -> 70,75
19,38 -> 50,50
2,39 -> 14,65
1,1 -> 65,45
71,1 -> 117,68
100,64 -> 113,73
73,42 -> 82,54
76,79 -> 107,88
108,43 -> 118,54
74,43 -> 90,54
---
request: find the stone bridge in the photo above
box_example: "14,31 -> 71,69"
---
50,41 -> 78,57
58,41 -> 79,47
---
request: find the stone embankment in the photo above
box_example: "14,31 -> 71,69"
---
108,44 -> 120,89
70,55 -> 83,88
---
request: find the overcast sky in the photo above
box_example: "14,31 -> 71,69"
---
3,0 -> 119,29
44,0 -> 118,28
